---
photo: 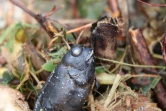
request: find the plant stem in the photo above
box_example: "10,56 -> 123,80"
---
97,57 -> 166,69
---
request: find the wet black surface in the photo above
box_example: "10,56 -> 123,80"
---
34,45 -> 95,111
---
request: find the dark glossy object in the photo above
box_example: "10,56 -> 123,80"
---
34,45 -> 95,111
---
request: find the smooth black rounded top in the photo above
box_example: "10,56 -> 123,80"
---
71,46 -> 82,57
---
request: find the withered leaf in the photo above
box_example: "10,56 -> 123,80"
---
91,16 -> 119,63
161,32 -> 166,63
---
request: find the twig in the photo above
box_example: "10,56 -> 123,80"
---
89,91 -> 95,111
30,71 -> 40,85
152,53 -> 163,60
58,19 -> 95,24
97,57 -> 166,69
104,74 -> 121,108
137,0 -> 166,7
110,46 -> 128,73
100,62 -> 112,74
33,68 -> 44,75
45,5 -> 64,17
9,0 -> 36,18
62,36 -> 71,50
131,74 -> 159,78
66,23 -> 92,34
9,0 -> 59,38
16,61 -> 30,90
54,30 -> 71,50
48,36 -> 59,48
76,29 -> 84,44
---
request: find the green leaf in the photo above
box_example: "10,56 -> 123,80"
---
42,59 -> 59,72
4,23 -> 23,53
140,76 -> 161,94
95,66 -> 105,74
0,23 -> 16,44
0,70 -> 14,85
1,22 -> 38,53
140,84 -> 151,94
27,80 -> 38,95
22,23 -> 39,28
67,33 -> 75,42
48,46 -> 68,58
150,76 -> 161,89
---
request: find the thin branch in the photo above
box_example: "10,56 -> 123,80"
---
76,29 -> 84,44
66,23 -> 92,34
45,5 -> 64,17
9,0 -> 36,18
48,36 -> 59,48
110,46 -> 128,73
97,57 -> 166,69
58,19 -> 95,24
9,0 -> 59,39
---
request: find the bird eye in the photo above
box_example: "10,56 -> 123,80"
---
71,46 -> 82,57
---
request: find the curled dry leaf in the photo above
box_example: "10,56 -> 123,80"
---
0,85 -> 30,111
142,19 -> 165,54
91,16 -> 119,65
129,28 -> 157,73
161,32 -> 166,63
